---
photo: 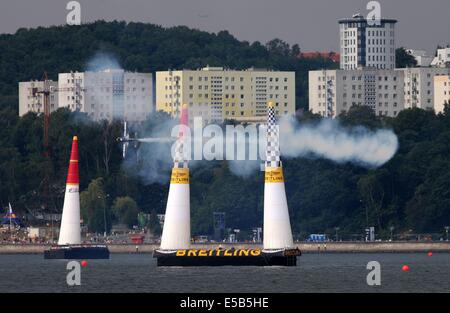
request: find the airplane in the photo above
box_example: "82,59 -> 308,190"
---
116,121 -> 176,159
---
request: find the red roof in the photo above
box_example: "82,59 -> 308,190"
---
299,52 -> 340,63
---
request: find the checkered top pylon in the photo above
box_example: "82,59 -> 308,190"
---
173,104 -> 189,169
265,102 -> 282,168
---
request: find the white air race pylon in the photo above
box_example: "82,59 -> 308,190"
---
58,136 -> 81,245
263,102 -> 294,251
159,104 -> 191,250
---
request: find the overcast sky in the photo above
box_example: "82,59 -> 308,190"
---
1,0 -> 449,53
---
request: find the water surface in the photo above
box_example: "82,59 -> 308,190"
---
0,253 -> 448,293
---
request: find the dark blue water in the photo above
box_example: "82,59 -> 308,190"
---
0,253 -> 449,292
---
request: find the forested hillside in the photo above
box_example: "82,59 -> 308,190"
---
1,105 -> 449,239
0,20 -> 337,112
0,22 -> 449,239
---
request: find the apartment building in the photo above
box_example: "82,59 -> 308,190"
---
431,48 -> 450,68
18,80 -> 58,116
339,14 -> 397,70
401,67 -> 450,110
406,49 -> 434,67
58,69 -> 153,123
156,66 -> 295,124
309,67 -> 450,117
434,75 -> 450,114
309,69 -> 404,118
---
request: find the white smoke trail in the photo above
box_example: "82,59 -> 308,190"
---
121,114 -> 398,183
226,117 -> 398,177
121,115 -> 179,184
228,159 -> 261,178
278,116 -> 398,168
137,138 -> 175,143
86,52 -> 121,72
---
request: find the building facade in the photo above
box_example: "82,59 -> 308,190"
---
339,14 -> 397,70
156,67 -> 295,124
434,75 -> 450,114
401,67 -> 450,110
18,80 -> 58,116
406,49 -> 434,67
58,69 -> 153,123
431,48 -> 450,68
309,69 -> 404,117
309,67 -> 450,117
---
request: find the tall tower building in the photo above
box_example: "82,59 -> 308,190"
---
339,14 -> 397,70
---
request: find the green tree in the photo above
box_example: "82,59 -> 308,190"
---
112,196 -> 139,229
265,38 -> 291,57
2,21 -> 450,238
339,105 -> 381,129
358,171 -> 389,230
147,209 -> 162,236
396,47 -> 417,68
291,44 -> 301,57
80,177 -> 111,234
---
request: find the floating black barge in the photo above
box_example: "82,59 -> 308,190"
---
44,244 -> 110,259
154,248 -> 300,266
